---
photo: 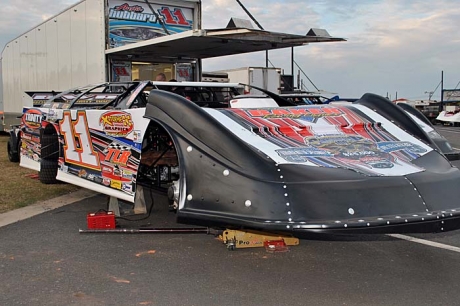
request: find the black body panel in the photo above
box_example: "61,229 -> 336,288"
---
145,90 -> 460,236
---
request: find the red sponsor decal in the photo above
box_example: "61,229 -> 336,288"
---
22,109 -> 43,129
105,149 -> 132,166
114,3 -> 144,12
247,107 -> 343,118
99,111 -> 134,137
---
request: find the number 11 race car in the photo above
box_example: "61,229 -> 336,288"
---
7,81 -> 460,236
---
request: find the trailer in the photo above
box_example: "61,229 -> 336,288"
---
0,58 -> 3,131
215,67 -> 282,94
1,0 -> 344,132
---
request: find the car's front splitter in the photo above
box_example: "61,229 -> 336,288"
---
177,208 -> 460,237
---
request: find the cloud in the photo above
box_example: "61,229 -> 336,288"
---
0,0 -> 75,47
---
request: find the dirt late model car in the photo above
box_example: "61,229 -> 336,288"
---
7,81 -> 460,236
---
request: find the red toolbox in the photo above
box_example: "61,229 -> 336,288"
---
87,211 -> 116,229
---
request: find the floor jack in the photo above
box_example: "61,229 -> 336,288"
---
81,195 -> 300,251
80,222 -> 299,252
218,229 -> 300,252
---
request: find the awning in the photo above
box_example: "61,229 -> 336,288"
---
105,27 -> 345,62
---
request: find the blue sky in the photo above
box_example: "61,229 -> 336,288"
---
1,0 -> 459,100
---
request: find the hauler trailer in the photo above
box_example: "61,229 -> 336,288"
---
0,0 -> 344,131
214,67 -> 282,95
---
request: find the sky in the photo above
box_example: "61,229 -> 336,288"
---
1,0 -> 459,100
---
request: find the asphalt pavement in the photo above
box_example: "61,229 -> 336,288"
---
1,126 -> 460,306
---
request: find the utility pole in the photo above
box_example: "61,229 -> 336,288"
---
441,70 -> 444,103
292,47 -> 295,89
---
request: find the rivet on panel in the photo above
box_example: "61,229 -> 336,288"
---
245,200 -> 252,207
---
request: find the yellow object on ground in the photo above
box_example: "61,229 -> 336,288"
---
219,229 -> 299,250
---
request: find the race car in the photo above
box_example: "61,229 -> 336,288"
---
7,81 -> 460,236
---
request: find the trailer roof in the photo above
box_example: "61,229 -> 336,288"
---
105,27 -> 345,62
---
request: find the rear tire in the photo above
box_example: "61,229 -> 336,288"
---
40,134 -> 59,159
7,138 -> 19,162
39,159 -> 59,184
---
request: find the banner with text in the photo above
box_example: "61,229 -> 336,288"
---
108,1 -> 194,48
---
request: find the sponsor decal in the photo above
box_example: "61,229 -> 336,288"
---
108,1 -> 194,48
247,106 -> 343,122
105,148 -> 132,166
99,111 -> 134,137
22,109 -> 43,129
133,130 -> 142,143
113,166 -> 122,176
122,170 -> 134,180
21,133 -> 32,141
276,148 -> 332,162
377,141 -> 427,154
110,180 -> 122,190
109,3 -> 191,26
78,169 -> 88,178
102,166 -> 113,174
103,178 -> 111,186
122,183 -> 133,193
277,135 -> 399,169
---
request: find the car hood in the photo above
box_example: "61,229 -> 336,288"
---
204,105 -> 433,177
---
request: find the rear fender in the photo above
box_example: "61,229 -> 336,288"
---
354,94 -> 439,151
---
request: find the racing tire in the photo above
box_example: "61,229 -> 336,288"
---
39,159 -> 59,184
7,138 -> 20,162
40,134 -> 59,160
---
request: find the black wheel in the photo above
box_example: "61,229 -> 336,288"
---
40,134 -> 59,159
7,138 -> 19,162
39,159 -> 59,184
